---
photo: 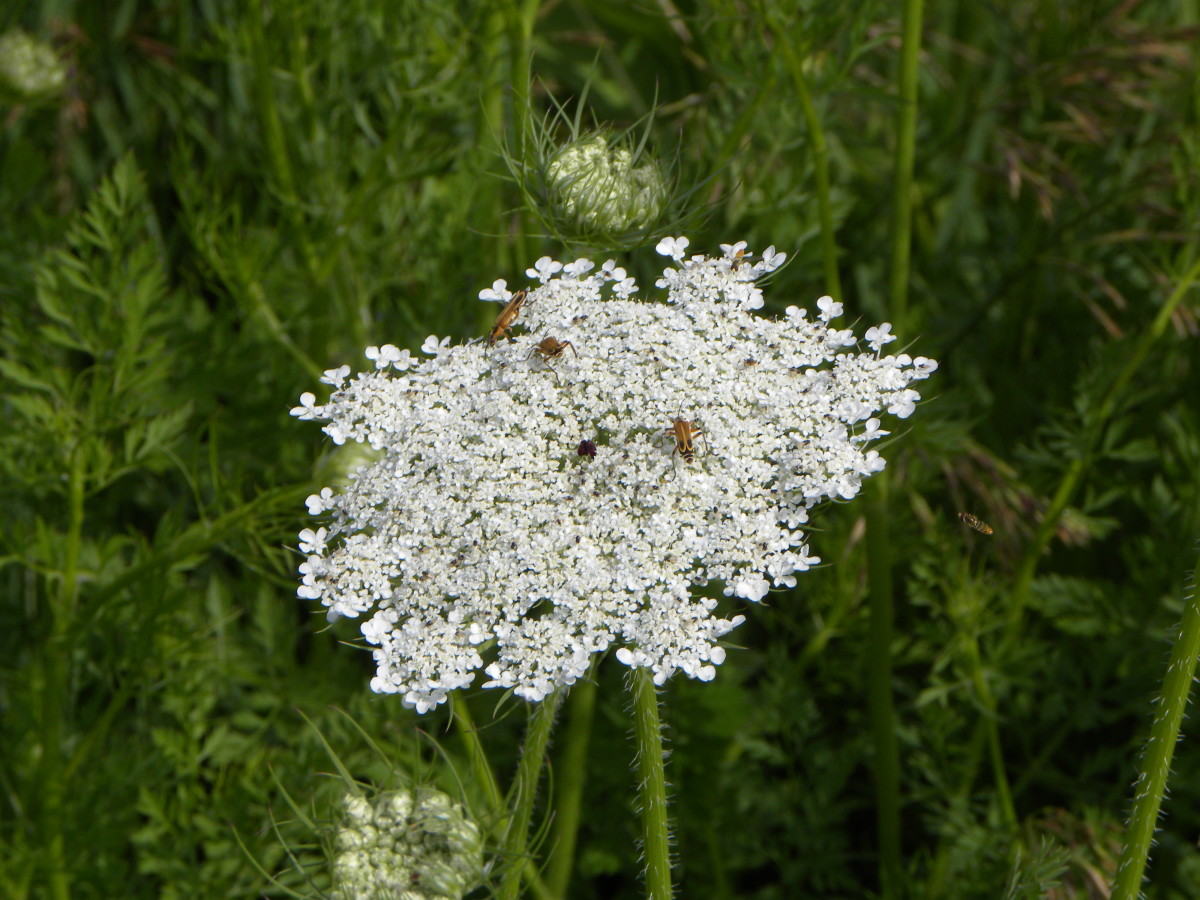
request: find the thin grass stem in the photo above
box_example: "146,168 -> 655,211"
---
546,674 -> 597,898
499,691 -> 563,900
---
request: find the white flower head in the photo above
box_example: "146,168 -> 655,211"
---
295,240 -> 936,712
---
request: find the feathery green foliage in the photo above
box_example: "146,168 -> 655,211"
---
2,1 -> 1199,898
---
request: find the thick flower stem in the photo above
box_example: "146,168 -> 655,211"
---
630,666 -> 672,900
865,474 -> 902,897
499,691 -> 563,900
1112,549 -> 1200,898
546,674 -> 598,898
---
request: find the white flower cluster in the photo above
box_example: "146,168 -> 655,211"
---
293,238 -> 937,712
332,788 -> 483,900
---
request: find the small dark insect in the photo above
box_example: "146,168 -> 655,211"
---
730,248 -> 752,270
486,288 -> 528,347
744,358 -> 758,367
577,439 -> 597,458
958,512 -> 994,535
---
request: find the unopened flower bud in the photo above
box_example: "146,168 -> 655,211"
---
546,134 -> 667,237
0,30 -> 67,102
332,787 -> 483,900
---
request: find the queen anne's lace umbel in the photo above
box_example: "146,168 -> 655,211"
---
293,238 -> 937,713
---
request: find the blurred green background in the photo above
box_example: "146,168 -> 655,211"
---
2,1 -> 1199,897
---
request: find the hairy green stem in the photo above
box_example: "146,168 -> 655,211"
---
865,475 -> 902,897
452,695 -> 503,812
1112,549 -> 1200,897
499,691 -> 563,900
546,675 -> 597,898
630,667 -> 671,900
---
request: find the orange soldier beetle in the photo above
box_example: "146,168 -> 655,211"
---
486,288 -> 528,347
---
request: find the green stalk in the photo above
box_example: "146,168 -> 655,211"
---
932,248 -> 1200,890
505,0 -> 540,271
865,475 -> 901,897
963,632 -> 1016,830
865,2 -> 924,895
546,675 -> 597,898
630,666 -> 671,900
43,448 -> 87,900
246,0 -> 318,279
507,0 -> 540,166
1112,549 -> 1200,898
934,259 -> 1200,891
889,0 -> 925,328
499,691 -> 564,900
773,19 -> 842,299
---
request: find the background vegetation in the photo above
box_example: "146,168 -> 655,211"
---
2,0 -> 1199,897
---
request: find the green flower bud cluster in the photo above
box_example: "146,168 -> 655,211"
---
546,134 -> 666,236
332,788 -> 483,900
0,29 -> 67,103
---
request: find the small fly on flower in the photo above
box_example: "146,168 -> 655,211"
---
958,512 -> 994,535
486,288 -> 529,347
577,439 -> 597,458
